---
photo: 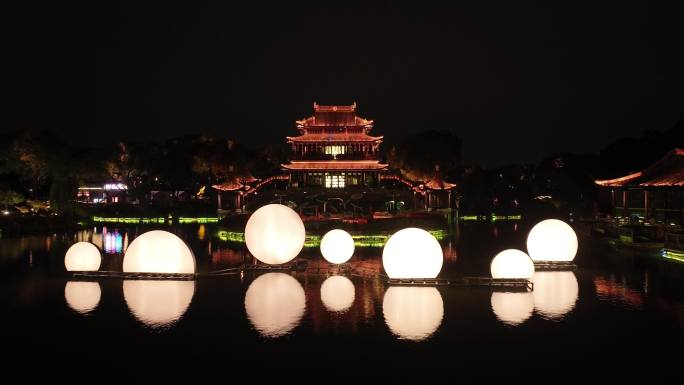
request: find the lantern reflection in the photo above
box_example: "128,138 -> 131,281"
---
64,281 -> 101,314
383,287 -> 444,341
532,271 -> 579,320
320,275 -> 355,313
491,292 -> 534,326
123,280 -> 195,329
244,273 -> 306,338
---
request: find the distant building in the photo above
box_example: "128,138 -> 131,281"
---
595,148 -> 684,224
281,102 -> 388,188
77,182 -> 128,204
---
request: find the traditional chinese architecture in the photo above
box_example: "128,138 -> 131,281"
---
281,102 -> 388,188
422,164 -> 457,210
595,148 -> 684,224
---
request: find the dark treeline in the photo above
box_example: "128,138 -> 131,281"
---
0,131 -> 282,215
390,120 -> 683,218
0,119 -> 682,219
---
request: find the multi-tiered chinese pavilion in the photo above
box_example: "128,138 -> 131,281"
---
282,102 -> 388,188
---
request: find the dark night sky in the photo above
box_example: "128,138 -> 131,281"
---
9,2 -> 684,166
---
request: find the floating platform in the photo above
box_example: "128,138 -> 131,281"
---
387,278 -> 451,286
460,277 -> 534,291
70,271 -> 196,280
533,261 -> 577,270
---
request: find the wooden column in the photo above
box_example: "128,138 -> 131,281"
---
644,190 -> 649,221
217,191 -> 222,210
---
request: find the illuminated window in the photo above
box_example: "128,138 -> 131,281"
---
325,145 -> 346,159
325,173 -> 345,188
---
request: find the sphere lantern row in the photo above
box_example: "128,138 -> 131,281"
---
64,242 -> 102,272
123,230 -> 196,274
245,204 -> 306,265
320,229 -> 355,264
527,219 -> 578,262
382,228 -> 443,279
490,249 -> 535,279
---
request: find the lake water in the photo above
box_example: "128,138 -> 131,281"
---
1,221 -> 683,383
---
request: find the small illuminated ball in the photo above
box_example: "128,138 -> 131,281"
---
64,242 -> 101,272
527,219 -> 578,262
64,281 -> 101,314
123,230 -> 195,274
320,275 -> 355,312
320,229 -> 355,264
245,204 -> 306,265
382,228 -> 443,279
490,249 -> 535,279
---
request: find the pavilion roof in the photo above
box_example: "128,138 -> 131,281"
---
286,133 -> 383,143
295,102 -> 373,128
281,160 -> 388,171
212,181 -> 245,191
595,148 -> 684,187
211,173 -> 259,191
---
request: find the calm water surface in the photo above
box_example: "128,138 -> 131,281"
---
1,222 -> 683,383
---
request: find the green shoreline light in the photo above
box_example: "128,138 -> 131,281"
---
217,229 -> 448,248
662,249 -> 684,264
93,216 -> 219,224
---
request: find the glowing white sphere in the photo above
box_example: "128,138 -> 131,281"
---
532,271 -> 579,320
64,242 -> 101,272
383,287 -> 444,341
491,292 -> 534,326
244,273 -> 306,338
64,281 -> 101,314
527,219 -> 578,262
382,228 -> 443,279
123,280 -> 195,329
123,230 -> 195,274
320,229 -> 355,264
490,249 -> 535,279
320,275 -> 355,312
245,204 -> 306,265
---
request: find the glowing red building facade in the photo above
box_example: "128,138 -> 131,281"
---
281,103 -> 388,188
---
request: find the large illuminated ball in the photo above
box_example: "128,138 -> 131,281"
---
320,275 -> 355,312
532,271 -> 579,320
64,281 -> 101,314
320,229 -> 355,264
382,228 -> 443,279
491,292 -> 534,326
490,249 -> 535,279
383,287 -> 444,341
245,204 -> 306,265
123,230 -> 195,274
244,273 -> 306,338
527,219 -> 578,262
64,242 -> 101,272
123,280 -> 195,329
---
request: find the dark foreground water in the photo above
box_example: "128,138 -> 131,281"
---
1,221 -> 683,383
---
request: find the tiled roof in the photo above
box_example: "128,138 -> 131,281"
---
595,148 -> 684,187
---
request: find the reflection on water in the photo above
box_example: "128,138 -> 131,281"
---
64,281 -> 101,314
123,280 -> 195,329
594,276 -> 644,309
244,273 -> 306,338
491,292 -> 534,326
532,271 -> 579,320
320,275 -> 355,313
383,287 -> 444,341
103,229 -> 123,254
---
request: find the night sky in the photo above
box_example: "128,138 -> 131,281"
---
9,2 -> 684,166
